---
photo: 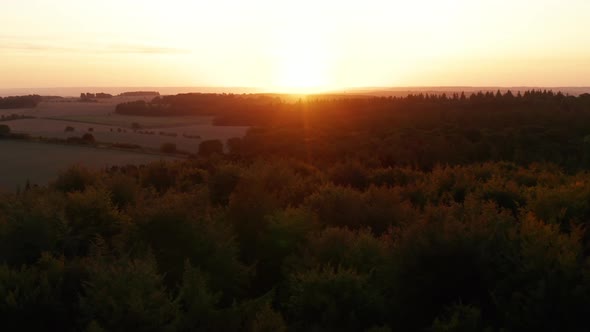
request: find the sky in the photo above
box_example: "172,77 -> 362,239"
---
1,0 -> 590,92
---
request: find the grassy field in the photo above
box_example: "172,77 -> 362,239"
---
0,140 -> 177,191
47,114 -> 213,128
6,118 -> 248,152
0,97 -> 249,152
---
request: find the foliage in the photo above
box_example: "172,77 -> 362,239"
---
199,139 -> 223,157
53,164 -> 97,192
3,91 -> 590,330
80,256 -> 178,332
286,266 -> 386,331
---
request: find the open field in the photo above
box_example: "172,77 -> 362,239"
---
46,114 -> 213,128
5,118 -> 248,152
1,97 -> 211,127
0,140 -> 177,190
0,97 -> 249,152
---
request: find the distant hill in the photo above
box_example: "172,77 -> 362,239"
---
1,86 -> 589,98
0,87 -> 263,97
331,86 -> 590,97
119,91 -> 160,97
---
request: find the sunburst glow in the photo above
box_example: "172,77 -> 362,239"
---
1,0 -> 590,88
274,54 -> 328,93
271,28 -> 333,93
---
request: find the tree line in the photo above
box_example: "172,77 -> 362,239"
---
80,93 -> 113,100
117,90 -> 590,171
0,95 -> 42,109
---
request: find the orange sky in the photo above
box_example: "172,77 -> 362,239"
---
1,0 -> 590,92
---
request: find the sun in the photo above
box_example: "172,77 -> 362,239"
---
275,53 -> 329,93
271,31 -> 333,94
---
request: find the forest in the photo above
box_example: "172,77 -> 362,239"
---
3,90 -> 590,331
0,95 -> 42,109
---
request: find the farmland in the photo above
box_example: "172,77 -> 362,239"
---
0,96 -> 249,153
0,140 -> 177,190
0,95 -> 248,190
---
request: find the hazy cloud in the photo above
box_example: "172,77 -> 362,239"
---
105,44 -> 190,55
0,37 -> 190,55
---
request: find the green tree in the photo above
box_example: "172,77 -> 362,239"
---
80,256 -> 179,332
